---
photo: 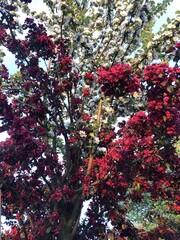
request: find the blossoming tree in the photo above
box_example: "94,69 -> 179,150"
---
0,0 -> 179,239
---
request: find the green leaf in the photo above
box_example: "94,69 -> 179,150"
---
46,226 -> 52,234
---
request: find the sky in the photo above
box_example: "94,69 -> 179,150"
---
153,0 -> 179,30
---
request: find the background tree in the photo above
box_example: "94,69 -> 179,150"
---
0,0 -> 179,239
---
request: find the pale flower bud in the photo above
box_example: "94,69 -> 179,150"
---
79,131 -> 87,138
135,18 -> 142,25
94,137 -> 100,144
147,52 -> 152,60
121,11 -> 127,17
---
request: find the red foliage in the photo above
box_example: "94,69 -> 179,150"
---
0,2 -> 179,239
97,63 -> 140,97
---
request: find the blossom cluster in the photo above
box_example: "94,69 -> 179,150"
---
97,64 -> 140,97
144,63 -> 180,136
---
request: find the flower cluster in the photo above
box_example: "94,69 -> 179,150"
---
0,25 -> 7,42
0,91 -> 13,132
139,225 -> 178,240
0,63 -> 9,79
22,18 -> 55,60
97,64 -> 140,97
144,63 -> 180,137
50,187 -> 63,202
144,63 -> 175,87
84,72 -> 95,85
82,87 -> 90,97
98,128 -> 116,147
58,56 -> 72,74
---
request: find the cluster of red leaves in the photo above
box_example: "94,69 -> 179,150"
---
139,224 -> 179,240
0,64 -> 9,79
82,87 -> 90,97
98,128 -> 116,147
22,18 -> 55,60
2,227 -> 20,240
0,91 -> 13,134
97,64 -> 140,97
0,24 -> 7,42
144,63 -> 180,136
84,72 -> 95,85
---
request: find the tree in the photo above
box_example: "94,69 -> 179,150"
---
0,0 -> 179,239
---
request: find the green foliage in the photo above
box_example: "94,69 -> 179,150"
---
0,49 -> 5,63
127,196 -> 180,233
174,138 -> 180,157
154,0 -> 173,17
140,21 -> 155,51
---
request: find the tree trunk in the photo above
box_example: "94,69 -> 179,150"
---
58,195 -> 83,240
58,226 -> 72,240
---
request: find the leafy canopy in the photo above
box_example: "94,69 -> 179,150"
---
0,0 -> 179,239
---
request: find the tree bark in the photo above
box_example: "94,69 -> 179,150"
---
58,226 -> 72,240
58,195 -> 83,240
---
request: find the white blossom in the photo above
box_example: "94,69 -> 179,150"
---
173,36 -> 179,42
166,40 -> 171,45
94,137 -> 100,144
105,106 -> 114,114
112,17 -> 120,24
147,52 -> 153,60
153,35 -> 161,41
164,30 -> 172,36
107,48 -> 116,55
135,17 -> 142,25
147,42 -> 152,48
121,11 -> 128,17
167,23 -> 176,29
93,30 -> 101,38
79,131 -> 87,138
176,16 -> 180,21
126,4 -> 134,12
98,147 -> 107,152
